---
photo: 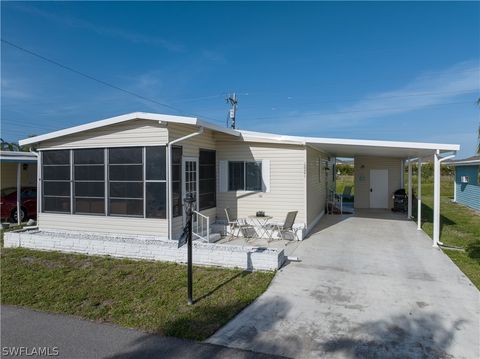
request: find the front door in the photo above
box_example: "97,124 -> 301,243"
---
182,157 -> 199,222
370,169 -> 389,208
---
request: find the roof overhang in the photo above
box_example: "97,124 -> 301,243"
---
19,112 -> 240,146
451,159 -> 480,166
0,151 -> 38,163
18,112 -> 460,159
239,130 -> 459,159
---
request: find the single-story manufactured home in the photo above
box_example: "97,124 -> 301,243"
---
452,155 -> 480,211
4,112 -> 460,270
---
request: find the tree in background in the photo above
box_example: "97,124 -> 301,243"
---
0,138 -> 36,152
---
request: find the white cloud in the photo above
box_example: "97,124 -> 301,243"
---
256,60 -> 480,133
1,78 -> 32,100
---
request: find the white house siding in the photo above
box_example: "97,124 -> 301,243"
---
306,146 -> 328,230
38,213 -> 167,236
36,119 -> 168,149
354,156 -> 402,209
34,119 -> 170,238
168,123 -> 221,239
216,141 -> 307,226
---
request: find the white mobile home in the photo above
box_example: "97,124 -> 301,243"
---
5,112 -> 459,270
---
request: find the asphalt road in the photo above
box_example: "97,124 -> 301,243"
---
1,305 -> 286,359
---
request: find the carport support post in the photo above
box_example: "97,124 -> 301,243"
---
407,159 -> 412,218
417,158 -> 422,230
16,162 -> 21,225
433,151 -> 440,247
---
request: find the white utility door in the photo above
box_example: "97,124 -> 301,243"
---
369,169 -> 389,208
182,157 -> 199,222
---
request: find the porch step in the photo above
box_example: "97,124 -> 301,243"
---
208,233 -> 222,243
210,223 -> 228,236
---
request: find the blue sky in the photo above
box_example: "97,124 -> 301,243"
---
1,1 -> 479,156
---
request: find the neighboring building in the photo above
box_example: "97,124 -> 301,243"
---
0,151 -> 38,223
3,112 -> 459,269
0,151 -> 37,190
452,155 -> 480,211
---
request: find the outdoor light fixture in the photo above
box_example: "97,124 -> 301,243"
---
183,192 -> 196,216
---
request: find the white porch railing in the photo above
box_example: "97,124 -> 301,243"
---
192,211 -> 210,242
328,190 -> 343,215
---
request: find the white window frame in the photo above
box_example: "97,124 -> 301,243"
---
227,160 -> 263,192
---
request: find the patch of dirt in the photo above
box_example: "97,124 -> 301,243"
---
20,256 -> 65,269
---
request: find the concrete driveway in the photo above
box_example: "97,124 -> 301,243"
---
207,210 -> 480,358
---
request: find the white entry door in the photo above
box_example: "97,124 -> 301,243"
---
370,169 -> 389,208
182,157 -> 199,222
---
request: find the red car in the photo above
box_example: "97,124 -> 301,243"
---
0,187 -> 37,223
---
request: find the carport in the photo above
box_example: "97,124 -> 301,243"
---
237,131 -> 460,247
301,137 -> 459,247
0,151 -> 38,224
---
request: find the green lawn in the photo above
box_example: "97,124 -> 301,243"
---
412,176 -> 480,289
1,244 -> 274,340
336,175 -> 354,196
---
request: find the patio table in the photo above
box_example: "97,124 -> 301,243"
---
248,215 -> 273,239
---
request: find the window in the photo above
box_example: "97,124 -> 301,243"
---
145,146 -> 167,218
108,147 -> 143,216
199,149 -> 216,210
74,149 -> 105,214
171,146 -> 182,217
228,161 -> 262,191
42,150 -> 71,212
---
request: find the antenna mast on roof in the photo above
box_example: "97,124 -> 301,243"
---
226,92 -> 238,129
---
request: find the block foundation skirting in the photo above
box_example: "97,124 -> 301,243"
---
4,230 -> 284,271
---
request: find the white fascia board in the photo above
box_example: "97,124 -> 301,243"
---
196,119 -> 240,136
239,130 -> 460,152
302,136 -> 459,152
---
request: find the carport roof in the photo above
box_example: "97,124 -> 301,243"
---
0,150 -> 37,163
238,130 -> 460,159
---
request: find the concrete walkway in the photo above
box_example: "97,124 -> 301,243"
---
207,210 -> 480,358
1,305 -> 285,359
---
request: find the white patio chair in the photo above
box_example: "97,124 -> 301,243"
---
268,211 -> 298,242
224,208 -> 254,239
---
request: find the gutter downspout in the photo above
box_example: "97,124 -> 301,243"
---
167,127 -> 204,240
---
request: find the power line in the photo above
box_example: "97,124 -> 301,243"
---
1,38 -> 223,123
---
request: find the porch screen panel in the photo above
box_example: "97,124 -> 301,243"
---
73,149 -> 105,214
42,150 -> 71,212
145,146 -> 167,218
108,147 -> 143,216
199,149 -> 216,210
171,146 -> 183,217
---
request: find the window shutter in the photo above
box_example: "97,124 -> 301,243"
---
262,159 -> 271,192
219,160 -> 228,192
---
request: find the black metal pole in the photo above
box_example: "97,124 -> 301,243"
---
187,211 -> 193,305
